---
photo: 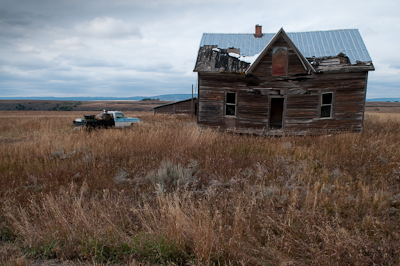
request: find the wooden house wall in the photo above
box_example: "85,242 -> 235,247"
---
197,70 -> 368,134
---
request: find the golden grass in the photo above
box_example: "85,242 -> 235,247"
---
0,111 -> 399,265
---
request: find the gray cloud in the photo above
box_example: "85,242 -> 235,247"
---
4,58 -> 54,71
74,17 -> 141,39
0,8 -> 34,27
56,54 -> 121,68
389,63 -> 400,70
0,0 -> 399,97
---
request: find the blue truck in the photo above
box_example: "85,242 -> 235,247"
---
73,110 -> 141,129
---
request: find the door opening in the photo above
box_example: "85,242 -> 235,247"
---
269,98 -> 284,130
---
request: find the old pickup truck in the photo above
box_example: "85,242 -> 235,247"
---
73,110 -> 141,129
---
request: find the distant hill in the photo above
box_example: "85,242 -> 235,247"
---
0,94 -> 198,102
367,98 -> 400,102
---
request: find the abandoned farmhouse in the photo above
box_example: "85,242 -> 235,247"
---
193,26 -> 374,135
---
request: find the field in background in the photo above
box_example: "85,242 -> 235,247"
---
1,100 -> 400,113
0,100 -> 171,112
365,101 -> 400,113
0,111 -> 399,265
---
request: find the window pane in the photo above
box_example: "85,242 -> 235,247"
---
226,105 -> 236,116
322,93 -> 332,104
321,105 -> 331,118
226,92 -> 236,104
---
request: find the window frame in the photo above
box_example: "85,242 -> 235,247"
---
225,91 -> 237,117
320,92 -> 334,119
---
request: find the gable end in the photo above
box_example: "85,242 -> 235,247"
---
245,28 -> 315,75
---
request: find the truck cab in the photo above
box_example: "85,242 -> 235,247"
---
108,111 -> 141,128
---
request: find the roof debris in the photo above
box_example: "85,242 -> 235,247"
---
194,45 -> 251,73
228,52 -> 260,64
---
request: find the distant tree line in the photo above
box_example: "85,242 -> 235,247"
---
141,98 -> 160,101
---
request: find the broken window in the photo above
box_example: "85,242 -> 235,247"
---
320,92 -> 333,118
225,92 -> 236,116
272,47 -> 288,76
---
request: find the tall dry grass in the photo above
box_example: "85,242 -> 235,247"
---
0,111 -> 399,265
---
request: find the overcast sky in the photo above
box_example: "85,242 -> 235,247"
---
1,0 -> 399,99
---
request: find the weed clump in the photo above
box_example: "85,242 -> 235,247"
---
145,160 -> 197,192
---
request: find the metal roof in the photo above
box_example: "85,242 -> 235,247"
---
199,29 -> 372,65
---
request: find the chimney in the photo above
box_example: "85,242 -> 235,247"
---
255,24 -> 262,37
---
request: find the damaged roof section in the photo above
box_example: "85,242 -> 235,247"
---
308,53 -> 374,72
193,45 -> 252,73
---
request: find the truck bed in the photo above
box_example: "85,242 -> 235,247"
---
73,115 -> 115,129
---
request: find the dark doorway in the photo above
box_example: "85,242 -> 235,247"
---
269,98 -> 284,129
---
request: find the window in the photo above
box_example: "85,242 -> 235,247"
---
115,113 -> 125,119
225,92 -> 236,116
272,47 -> 288,76
320,92 -> 333,118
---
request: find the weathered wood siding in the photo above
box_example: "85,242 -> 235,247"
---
198,70 -> 368,134
236,89 -> 269,129
154,99 -> 198,116
154,104 -> 174,114
198,83 -> 225,126
252,37 -> 307,78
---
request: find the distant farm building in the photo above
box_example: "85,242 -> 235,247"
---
153,98 -> 198,116
194,26 -> 374,135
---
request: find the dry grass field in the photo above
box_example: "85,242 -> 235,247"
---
0,111 -> 399,265
0,100 -> 170,112
365,101 -> 400,113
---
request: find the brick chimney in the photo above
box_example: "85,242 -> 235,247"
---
255,24 -> 262,37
